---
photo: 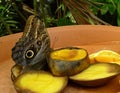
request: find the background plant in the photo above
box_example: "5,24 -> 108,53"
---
0,0 -> 120,37
0,0 -> 29,37
90,0 -> 120,26
0,0 -> 18,36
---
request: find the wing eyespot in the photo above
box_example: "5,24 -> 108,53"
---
25,50 -> 34,59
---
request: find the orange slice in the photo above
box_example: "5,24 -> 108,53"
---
89,50 -> 120,65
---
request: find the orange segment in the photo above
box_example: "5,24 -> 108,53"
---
89,53 -> 97,63
89,50 -> 120,65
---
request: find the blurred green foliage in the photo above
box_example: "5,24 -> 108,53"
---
90,0 -> 120,25
0,0 -> 28,37
0,0 -> 19,36
0,0 -> 120,37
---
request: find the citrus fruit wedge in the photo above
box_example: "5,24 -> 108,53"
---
89,50 -> 120,65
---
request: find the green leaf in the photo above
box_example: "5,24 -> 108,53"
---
6,20 -> 19,24
56,4 -> 65,13
100,4 -> 109,15
117,17 -> 120,26
0,6 -> 5,10
117,0 -> 120,26
57,17 -> 75,26
108,4 -> 116,15
65,11 -> 76,23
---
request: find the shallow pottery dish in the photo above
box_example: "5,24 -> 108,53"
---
1,25 -> 120,93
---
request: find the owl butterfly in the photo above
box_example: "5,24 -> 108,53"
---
12,15 -> 50,70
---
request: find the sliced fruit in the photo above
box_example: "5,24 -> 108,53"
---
11,64 -> 23,81
69,63 -> 120,87
48,47 -> 90,76
89,50 -> 120,65
14,70 -> 68,93
89,53 -> 97,64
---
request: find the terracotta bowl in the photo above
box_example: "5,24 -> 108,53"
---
1,25 -> 120,93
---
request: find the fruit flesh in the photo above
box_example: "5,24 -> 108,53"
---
11,64 -> 23,81
89,50 -> 120,64
50,48 -> 87,61
48,47 -> 90,76
70,63 -> 120,81
14,71 -> 68,93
